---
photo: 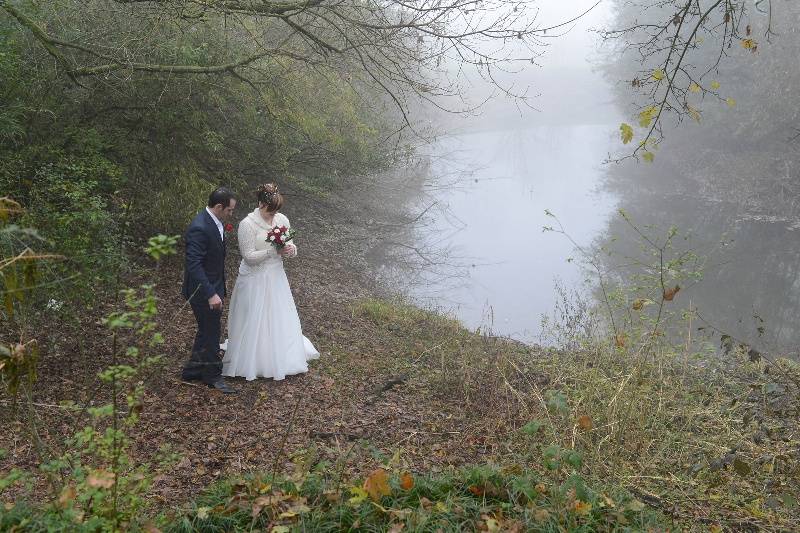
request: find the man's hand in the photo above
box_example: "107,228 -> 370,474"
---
208,294 -> 223,311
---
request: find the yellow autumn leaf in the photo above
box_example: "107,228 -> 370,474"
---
435,501 -> 448,512
485,518 -> 501,532
602,494 -> 616,508
726,97 -> 736,107
638,106 -> 657,127
746,499 -> 766,518
620,123 -> 634,144
573,500 -> 592,515
363,468 -> 391,501
689,82 -> 701,93
741,39 -> 757,50
652,68 -> 665,81
642,151 -> 655,163
696,36 -> 705,44
348,486 -> 368,506
687,105 -> 701,122
711,80 -> 721,90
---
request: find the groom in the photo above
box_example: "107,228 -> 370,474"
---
180,187 -> 237,394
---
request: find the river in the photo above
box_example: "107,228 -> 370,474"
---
389,1 -> 800,359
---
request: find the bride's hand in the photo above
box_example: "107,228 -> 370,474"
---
279,244 -> 297,257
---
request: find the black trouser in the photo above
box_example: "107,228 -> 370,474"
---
182,301 -> 223,384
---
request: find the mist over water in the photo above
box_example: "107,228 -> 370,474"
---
411,126 -> 617,341
386,0 -> 800,358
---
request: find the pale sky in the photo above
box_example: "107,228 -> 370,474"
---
448,0 -> 620,129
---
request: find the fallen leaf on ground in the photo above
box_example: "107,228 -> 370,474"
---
363,468 -> 391,501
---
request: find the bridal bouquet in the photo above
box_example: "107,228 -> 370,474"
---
266,225 -> 295,250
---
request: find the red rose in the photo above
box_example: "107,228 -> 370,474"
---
224,223 -> 234,232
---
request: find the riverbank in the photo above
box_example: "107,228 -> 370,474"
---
2,188 -> 799,531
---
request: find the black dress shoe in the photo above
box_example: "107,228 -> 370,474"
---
207,379 -> 237,394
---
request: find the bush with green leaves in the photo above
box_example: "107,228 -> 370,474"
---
0,238 -> 176,532
0,136 -> 127,309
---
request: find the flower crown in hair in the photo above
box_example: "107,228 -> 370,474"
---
257,183 -> 279,199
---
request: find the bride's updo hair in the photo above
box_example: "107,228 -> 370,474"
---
256,183 -> 284,212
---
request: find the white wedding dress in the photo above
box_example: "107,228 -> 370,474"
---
222,209 -> 319,380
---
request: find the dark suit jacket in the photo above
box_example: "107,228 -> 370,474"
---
181,210 -> 226,304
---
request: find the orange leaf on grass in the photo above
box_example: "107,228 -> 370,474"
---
363,468 -> 391,501
614,333 -> 627,348
573,500 -> 593,515
400,472 -> 415,491
577,415 -> 593,430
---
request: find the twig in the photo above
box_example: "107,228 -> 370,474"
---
269,395 -> 303,484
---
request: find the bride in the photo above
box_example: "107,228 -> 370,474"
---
222,183 -> 319,380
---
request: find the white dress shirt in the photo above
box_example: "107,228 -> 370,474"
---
205,207 -> 224,241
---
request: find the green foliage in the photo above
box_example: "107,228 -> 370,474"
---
0,37 -> 24,141
152,466 -> 661,532
144,235 -> 180,261
5,465 -> 648,532
355,298 -> 459,331
0,133 -> 126,309
1,244 -> 168,531
535,211 -> 800,530
544,390 -> 569,414
0,197 -> 50,398
0,0 -> 394,299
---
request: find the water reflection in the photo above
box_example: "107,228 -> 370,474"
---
379,0 -> 800,359
394,124 -> 800,359
402,125 -> 617,341
598,165 -> 800,359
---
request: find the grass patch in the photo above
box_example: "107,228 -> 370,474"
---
353,298 -> 460,332
343,297 -> 800,531
158,465 -> 664,532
